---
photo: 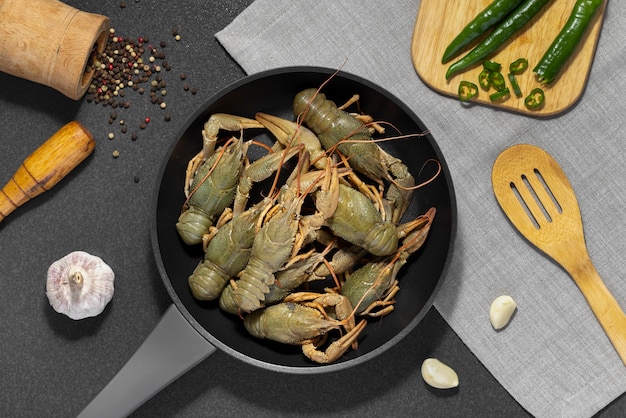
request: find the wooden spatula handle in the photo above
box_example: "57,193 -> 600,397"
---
0,121 -> 95,222
571,258 -> 626,365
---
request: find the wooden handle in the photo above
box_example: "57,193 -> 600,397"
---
0,121 -> 95,222
570,258 -> 626,366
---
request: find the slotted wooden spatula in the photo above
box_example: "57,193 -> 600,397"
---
492,144 -> 626,365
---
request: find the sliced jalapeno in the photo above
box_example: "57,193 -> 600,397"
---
490,87 -> 510,102
483,59 -> 502,72
489,71 -> 507,91
479,69 -> 492,90
509,58 -> 529,74
458,80 -> 479,102
508,73 -> 523,97
525,87 -> 545,109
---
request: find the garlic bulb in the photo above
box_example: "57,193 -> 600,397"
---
46,251 -> 115,320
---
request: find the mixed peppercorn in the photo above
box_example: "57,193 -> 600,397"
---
86,27 -> 197,149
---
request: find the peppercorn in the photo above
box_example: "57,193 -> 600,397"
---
87,27 -> 195,148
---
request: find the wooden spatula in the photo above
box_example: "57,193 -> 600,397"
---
492,143 -> 626,365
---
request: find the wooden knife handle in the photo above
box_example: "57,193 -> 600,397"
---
0,121 -> 95,222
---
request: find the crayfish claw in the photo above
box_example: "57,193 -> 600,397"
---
202,113 -> 263,160
397,207 -> 436,254
302,319 -> 366,364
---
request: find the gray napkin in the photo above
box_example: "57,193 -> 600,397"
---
216,1 -> 626,416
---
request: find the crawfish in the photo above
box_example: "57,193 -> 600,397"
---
254,111 -> 409,257
220,244 -> 327,315
187,197 -> 271,301
341,207 -> 435,317
230,188 -> 301,312
243,291 -> 367,364
326,183 -> 399,257
176,136 -> 245,246
176,113 -> 265,246
293,88 -> 416,223
227,157 -> 341,314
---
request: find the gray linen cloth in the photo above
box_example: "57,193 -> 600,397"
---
216,1 -> 626,417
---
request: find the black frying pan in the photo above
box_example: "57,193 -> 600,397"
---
79,67 -> 456,417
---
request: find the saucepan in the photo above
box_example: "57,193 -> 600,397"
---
78,67 -> 457,417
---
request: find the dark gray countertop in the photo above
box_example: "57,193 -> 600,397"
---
0,1 -> 621,417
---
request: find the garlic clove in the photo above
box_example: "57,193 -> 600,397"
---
489,295 -> 517,330
421,358 -> 459,389
46,251 -> 115,320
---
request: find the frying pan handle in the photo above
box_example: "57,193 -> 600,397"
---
77,304 -> 216,417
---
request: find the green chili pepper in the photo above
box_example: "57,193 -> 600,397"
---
534,0 -> 604,84
509,58 -> 529,74
442,0 -> 526,64
479,69 -> 492,90
446,0 -> 553,80
508,73 -> 523,97
458,81 -> 479,102
490,87 -> 510,102
525,87 -> 545,109
489,71 -> 507,91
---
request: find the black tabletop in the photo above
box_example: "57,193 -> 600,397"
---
0,1 -> 622,417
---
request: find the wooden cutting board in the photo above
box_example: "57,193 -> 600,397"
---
411,0 -> 608,117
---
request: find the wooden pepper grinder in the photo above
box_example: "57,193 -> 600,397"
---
0,0 -> 110,100
0,121 -> 96,222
